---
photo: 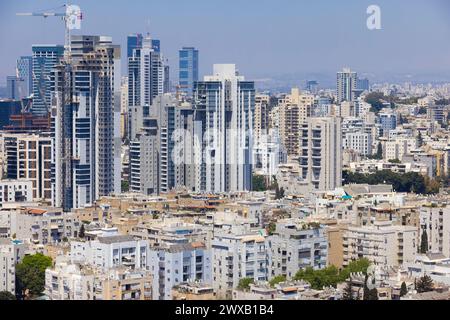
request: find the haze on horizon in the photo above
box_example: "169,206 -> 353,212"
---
1,0 -> 450,86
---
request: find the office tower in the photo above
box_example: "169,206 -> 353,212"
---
6,76 -> 26,100
127,34 -> 160,58
299,117 -> 342,191
279,88 -> 314,157
336,67 -> 357,104
357,78 -> 370,91
3,133 -> 52,201
128,34 -> 168,140
51,36 -> 121,210
428,103 -> 445,125
0,100 -> 22,129
193,64 -> 255,193
32,45 -> 64,116
306,80 -> 319,94
178,47 -> 199,96
16,56 -> 33,97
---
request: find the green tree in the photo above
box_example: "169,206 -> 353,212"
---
420,230 -> 428,254
79,223 -> 86,239
269,275 -> 286,287
267,222 -> 276,236
237,278 -> 254,291
0,291 -> 16,300
417,131 -> 423,147
294,259 -> 370,290
416,275 -> 433,293
400,282 -> 408,297
342,281 -> 354,300
252,174 -> 267,192
121,180 -> 129,193
15,253 -> 52,298
376,142 -> 383,159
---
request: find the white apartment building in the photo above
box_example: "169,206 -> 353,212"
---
0,180 -> 33,206
149,242 -> 212,300
385,138 -> 417,161
212,233 -> 270,299
343,130 -> 373,156
0,239 -> 27,295
45,256 -> 152,300
3,207 -> 80,245
70,235 -> 150,270
343,220 -> 418,267
419,206 -> 450,257
268,220 -> 328,279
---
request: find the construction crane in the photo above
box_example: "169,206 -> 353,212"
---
17,4 -> 82,60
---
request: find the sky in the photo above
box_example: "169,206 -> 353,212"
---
1,0 -> 450,87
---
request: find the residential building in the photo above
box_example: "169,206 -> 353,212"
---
0,239 -> 28,295
419,206 -> 450,257
0,180 -> 33,206
193,64 -> 255,193
268,220 -> 328,279
212,233 -> 270,299
343,220 -> 418,267
299,117 -> 342,191
51,36 -> 121,210
149,242 -> 212,300
279,88 -> 314,156
128,34 -> 168,140
71,235 -> 150,270
3,133 -> 52,201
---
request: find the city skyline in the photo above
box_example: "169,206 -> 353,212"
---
1,0 -> 450,87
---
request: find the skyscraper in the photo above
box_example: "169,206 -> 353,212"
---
128,34 -> 168,140
336,67 -> 357,104
16,56 -> 33,97
32,45 -> 64,116
51,36 -> 121,210
6,76 -> 26,100
193,64 -> 255,193
178,47 -> 199,96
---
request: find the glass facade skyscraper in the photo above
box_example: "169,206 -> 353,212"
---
127,34 -> 160,58
178,47 -> 198,96
16,56 -> 33,97
31,45 -> 64,116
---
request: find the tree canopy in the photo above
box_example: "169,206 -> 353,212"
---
294,258 -> 370,290
15,253 -> 52,298
342,170 -> 439,194
0,291 -> 16,300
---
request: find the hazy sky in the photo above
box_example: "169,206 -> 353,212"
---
1,0 -> 450,85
